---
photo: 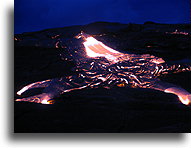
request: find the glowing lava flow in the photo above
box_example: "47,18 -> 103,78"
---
164,87 -> 191,105
166,30 -> 189,36
83,37 -> 123,63
41,99 -> 50,104
15,33 -> 191,105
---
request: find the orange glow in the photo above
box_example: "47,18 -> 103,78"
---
40,94 -> 54,104
17,85 -> 32,95
178,95 -> 190,105
15,33 -> 191,106
41,99 -> 50,104
83,37 -> 123,62
51,35 -> 60,39
117,83 -> 126,87
55,41 -> 59,48
164,88 -> 190,105
150,58 -> 165,64
17,80 -> 51,95
166,30 -> 189,36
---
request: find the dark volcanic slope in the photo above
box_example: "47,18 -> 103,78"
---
14,22 -> 191,133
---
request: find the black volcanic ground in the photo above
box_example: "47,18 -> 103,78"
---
14,22 -> 191,133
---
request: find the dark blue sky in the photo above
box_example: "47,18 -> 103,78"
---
15,0 -> 190,34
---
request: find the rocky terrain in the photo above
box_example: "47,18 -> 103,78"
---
15,22 -> 191,132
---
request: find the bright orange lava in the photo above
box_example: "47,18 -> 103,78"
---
83,37 -> 123,62
41,100 -> 50,104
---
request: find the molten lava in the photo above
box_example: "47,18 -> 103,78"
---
83,37 -> 122,63
16,32 -> 191,105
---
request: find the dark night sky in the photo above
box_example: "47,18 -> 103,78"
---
15,0 -> 190,34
